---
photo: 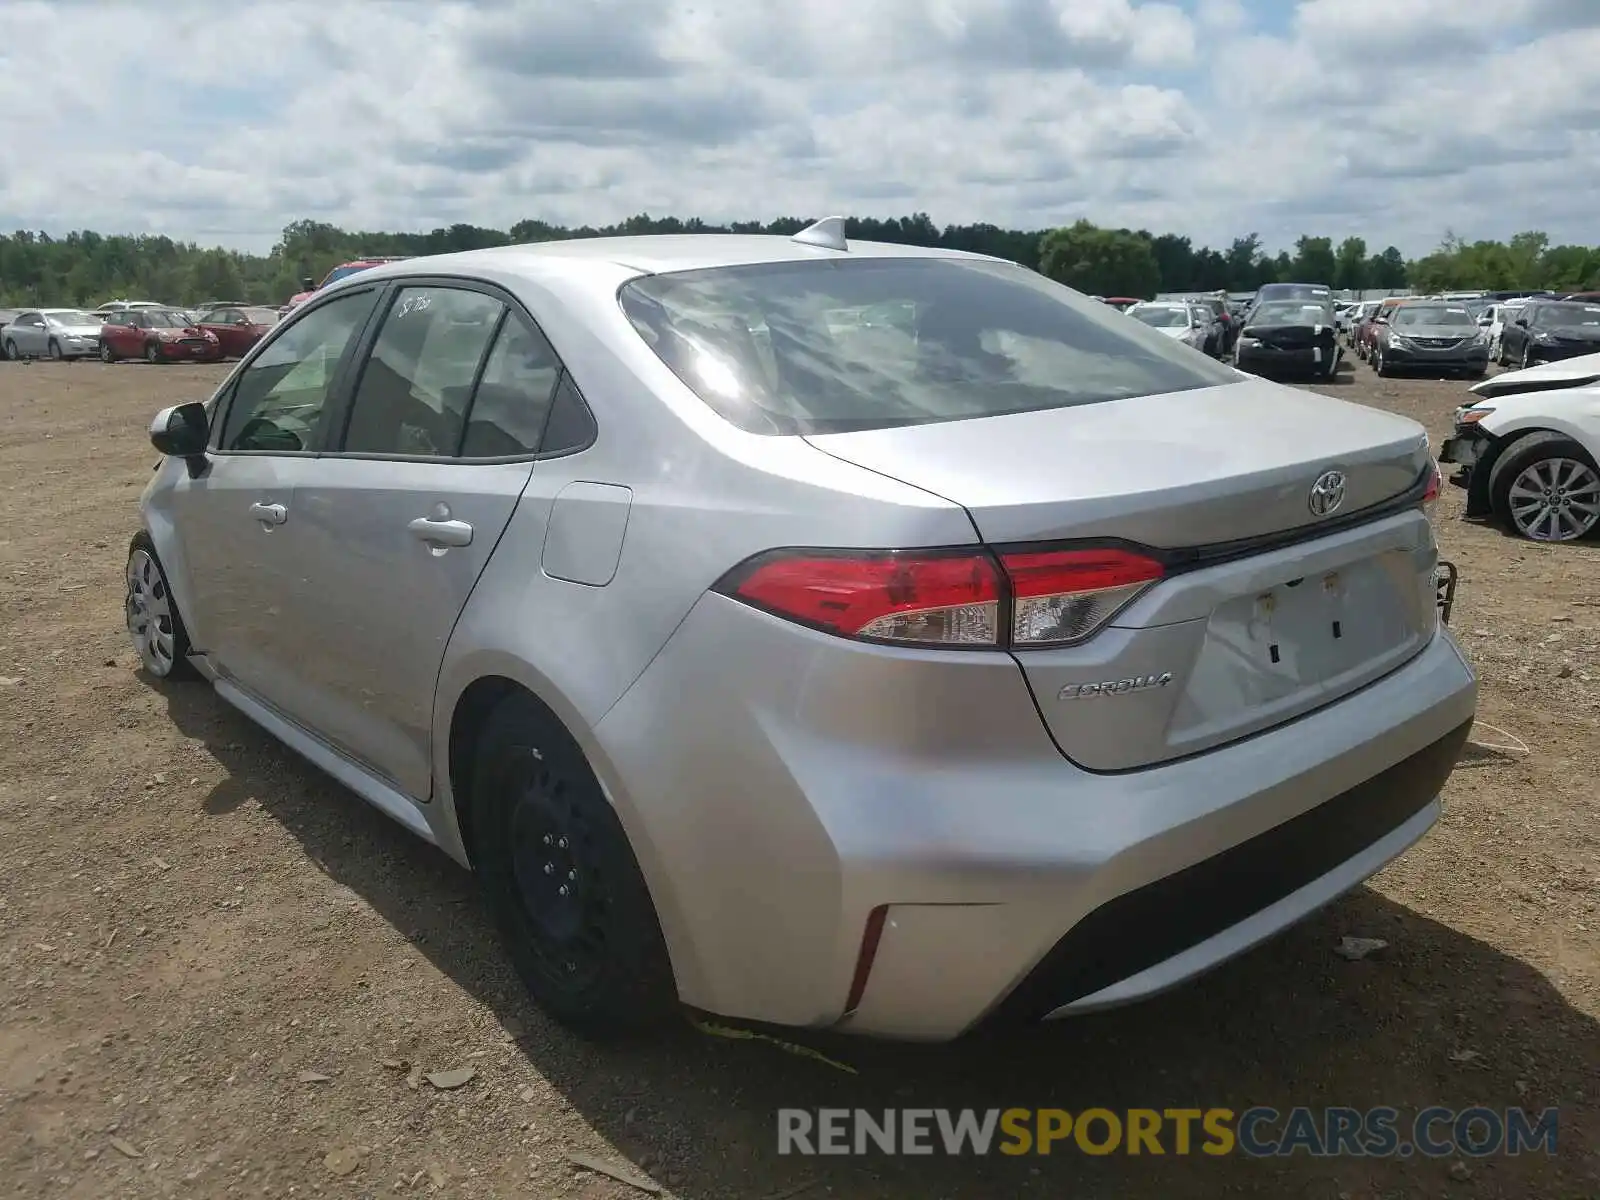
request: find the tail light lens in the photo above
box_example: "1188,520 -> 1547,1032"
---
718,545 -> 1164,650
1423,459 -> 1441,511
1001,548 -> 1165,646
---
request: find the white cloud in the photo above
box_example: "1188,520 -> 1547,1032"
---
0,0 -> 1595,256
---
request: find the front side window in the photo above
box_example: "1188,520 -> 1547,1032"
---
219,289 -> 379,453
619,258 -> 1240,436
340,286 -> 505,456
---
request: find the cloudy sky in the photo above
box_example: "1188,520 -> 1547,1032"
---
1,0 -> 1595,257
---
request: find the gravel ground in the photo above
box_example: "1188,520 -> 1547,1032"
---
0,354 -> 1596,1199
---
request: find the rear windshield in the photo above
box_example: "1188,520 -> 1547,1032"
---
617,258 -> 1240,435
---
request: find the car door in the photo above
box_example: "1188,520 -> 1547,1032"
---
13,312 -> 45,355
165,286 -> 382,718
105,311 -> 136,356
284,281 -> 561,799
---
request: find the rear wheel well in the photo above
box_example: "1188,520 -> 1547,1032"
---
447,675 -> 532,865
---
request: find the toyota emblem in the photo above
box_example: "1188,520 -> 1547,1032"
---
1308,470 -> 1347,517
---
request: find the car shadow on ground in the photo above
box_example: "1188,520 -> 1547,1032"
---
152,681 -> 1599,1198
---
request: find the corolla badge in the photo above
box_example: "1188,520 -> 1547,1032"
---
1058,672 -> 1173,701
1308,469 -> 1347,517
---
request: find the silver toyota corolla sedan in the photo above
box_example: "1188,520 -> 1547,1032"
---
127,220 -> 1477,1042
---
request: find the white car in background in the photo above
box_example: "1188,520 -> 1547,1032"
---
1438,351 -> 1600,542
1125,300 -> 1216,355
1480,301 -> 1527,361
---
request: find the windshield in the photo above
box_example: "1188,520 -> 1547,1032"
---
47,311 -> 98,326
618,258 -> 1241,435
146,310 -> 193,329
1392,305 -> 1475,328
1132,306 -> 1192,329
322,263 -> 376,287
1252,301 -> 1327,326
1534,303 -> 1600,329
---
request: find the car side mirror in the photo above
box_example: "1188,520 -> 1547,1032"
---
235,317 -> 251,326
150,402 -> 210,477
1515,317 -> 1529,326
300,277 -> 315,292
1375,316 -> 1389,325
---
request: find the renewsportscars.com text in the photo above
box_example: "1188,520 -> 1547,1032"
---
776,1106 -> 1559,1158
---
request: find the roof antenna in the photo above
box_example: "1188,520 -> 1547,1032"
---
791,215 -> 849,252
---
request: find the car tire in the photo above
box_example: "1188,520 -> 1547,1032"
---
1373,347 -> 1390,376
2,338 -> 17,361
1521,342 -> 1535,369
468,693 -> 678,1038
126,532 -> 200,680
145,342 -> 161,364
1488,431 -> 1600,543
47,339 -> 63,361
100,342 -> 117,363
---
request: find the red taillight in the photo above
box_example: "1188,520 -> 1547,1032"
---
720,545 -> 1165,649
1423,460 -> 1441,505
999,547 -> 1165,646
728,551 -> 1002,647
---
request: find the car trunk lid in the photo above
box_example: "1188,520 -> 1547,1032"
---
805,377 -> 1440,770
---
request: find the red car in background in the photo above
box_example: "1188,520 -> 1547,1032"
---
282,256 -> 409,313
1101,297 -> 1143,311
99,308 -> 223,364
194,305 -> 282,358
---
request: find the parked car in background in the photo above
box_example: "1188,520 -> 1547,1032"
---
1126,300 -> 1216,354
1249,282 -> 1333,313
125,227 -> 1474,1041
1193,294 -> 1236,355
1357,297 -> 1415,361
0,309 -> 22,358
1099,296 -> 1143,311
98,300 -> 166,315
194,306 -> 282,358
1348,301 -> 1382,346
284,257 -> 409,312
1496,300 -> 1600,369
1,308 -> 104,360
1370,303 -> 1489,379
1440,353 -> 1600,542
1480,301 -> 1527,360
99,308 -> 223,363
1557,291 -> 1600,303
1233,298 -> 1340,378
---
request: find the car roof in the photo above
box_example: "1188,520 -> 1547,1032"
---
345,234 -> 1002,283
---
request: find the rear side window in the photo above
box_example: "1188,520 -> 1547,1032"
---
341,286 -> 505,456
618,258 -> 1241,436
459,312 -> 561,457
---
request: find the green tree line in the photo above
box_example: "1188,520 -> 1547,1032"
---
2,214 -> 1596,308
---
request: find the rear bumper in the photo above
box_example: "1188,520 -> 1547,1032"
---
596,594 -> 1478,1041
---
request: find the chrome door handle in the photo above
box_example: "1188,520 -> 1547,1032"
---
248,501 -> 287,525
407,517 -> 473,548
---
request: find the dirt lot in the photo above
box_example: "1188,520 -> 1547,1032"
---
1,354 -> 1596,1200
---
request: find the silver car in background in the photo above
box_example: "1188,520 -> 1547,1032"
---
1,308 -> 104,360
1126,300 -> 1216,354
128,222 -> 1476,1042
